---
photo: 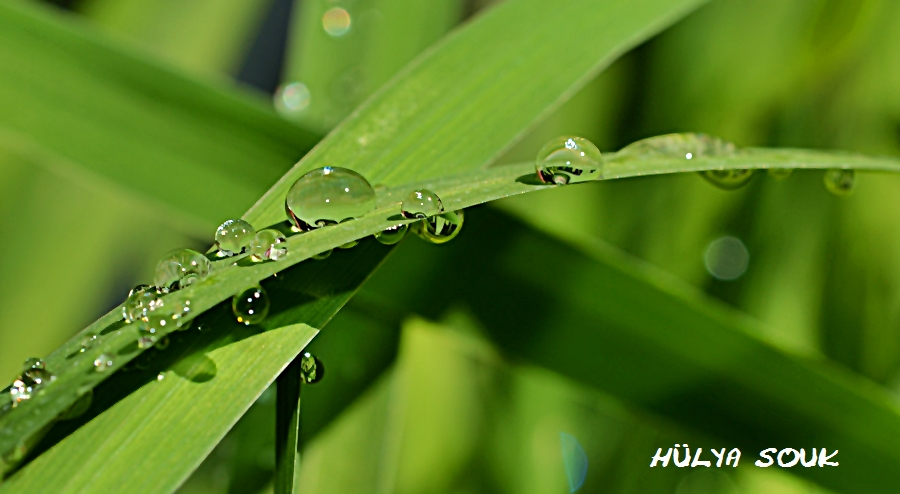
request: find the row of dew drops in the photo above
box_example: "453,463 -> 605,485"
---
1,133 -> 856,430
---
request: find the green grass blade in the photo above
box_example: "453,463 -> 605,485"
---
360,206 -> 900,493
274,359 -> 303,494
0,0 -> 319,227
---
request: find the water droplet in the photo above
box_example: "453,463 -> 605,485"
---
375,223 -> 408,245
137,336 -> 157,349
299,352 -> 324,384
618,133 -> 736,159
154,249 -> 211,291
560,432 -> 588,493
215,219 -> 256,257
157,372 -> 166,381
232,286 -> 270,326
322,7 -> 351,36
8,379 -> 31,406
285,166 -> 376,230
274,82 -> 311,117
768,168 -> 793,180
824,168 -> 855,196
59,389 -> 92,420
93,354 -> 114,372
312,249 -> 333,260
79,334 -> 98,353
249,229 -> 288,262
400,189 -> 443,219
168,299 -> 192,328
338,219 -> 359,249
704,236 -> 749,281
22,367 -> 52,387
413,210 -> 464,244
535,136 -> 602,185
700,169 -> 754,190
137,313 -> 171,337
122,285 -> 164,323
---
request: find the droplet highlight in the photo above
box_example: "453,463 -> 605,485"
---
400,189 -> 443,219
413,209 -> 464,244
249,229 -> 288,262
154,249 -> 211,291
535,136 -> 602,185
232,286 -> 270,326
824,168 -> 855,196
375,223 -> 408,245
285,166 -> 376,230
215,219 -> 256,257
300,352 -> 324,384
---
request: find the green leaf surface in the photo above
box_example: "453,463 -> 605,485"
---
359,206 -> 900,493
0,0 -> 318,230
1,0 -> 710,489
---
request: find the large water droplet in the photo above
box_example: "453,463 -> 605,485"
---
274,82 -> 311,117
560,432 -> 588,493
285,166 -> 376,230
536,136 -> 602,185
93,354 -> 114,372
704,236 -> 749,281
400,189 -> 443,219
700,169 -> 754,190
618,133 -> 736,158
249,229 -> 288,262
375,223 -> 408,245
8,379 -> 31,406
22,367 -> 52,387
824,168 -> 855,196
154,249 -> 211,290
123,285 -> 164,323
299,352 -> 324,384
215,219 -> 256,257
413,210 -> 464,244
232,286 -> 270,326
322,7 -> 351,36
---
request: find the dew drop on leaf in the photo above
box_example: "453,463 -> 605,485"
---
824,168 -> 855,196
93,354 -> 114,372
154,249 -> 211,291
312,249 -> 333,260
700,169 -> 754,190
400,189 -> 443,219
232,286 -> 270,326
285,166 -> 376,230
768,168 -> 793,180
123,285 -> 164,323
215,219 -> 256,257
535,136 -> 602,185
375,223 -> 408,245
249,229 -> 288,262
413,209 -> 465,244
300,352 -> 324,384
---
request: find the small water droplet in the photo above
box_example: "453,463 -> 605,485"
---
535,136 -> 602,185
79,334 -> 98,353
22,358 -> 44,371
232,286 -> 270,326
322,7 -> 351,36
274,82 -> 311,117
400,189 -> 443,219
375,223 -> 408,245
824,168 -> 855,196
137,336 -> 157,349
137,314 -> 170,337
154,249 -> 211,291
413,210 -> 464,244
312,249 -> 333,260
59,389 -> 92,420
93,354 -> 114,372
700,169 -> 754,190
122,285 -> 164,323
299,352 -> 324,384
285,166 -> 376,231
157,372 -> 166,381
768,168 -> 793,180
704,236 -> 749,281
249,229 -> 288,262
215,219 -> 256,257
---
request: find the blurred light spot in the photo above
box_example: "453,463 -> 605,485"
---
560,432 -> 587,492
323,7 -> 351,36
686,152 -> 693,159
274,82 -> 311,116
704,236 -> 749,281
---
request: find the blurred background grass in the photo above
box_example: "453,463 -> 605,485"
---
4,0 -> 900,492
